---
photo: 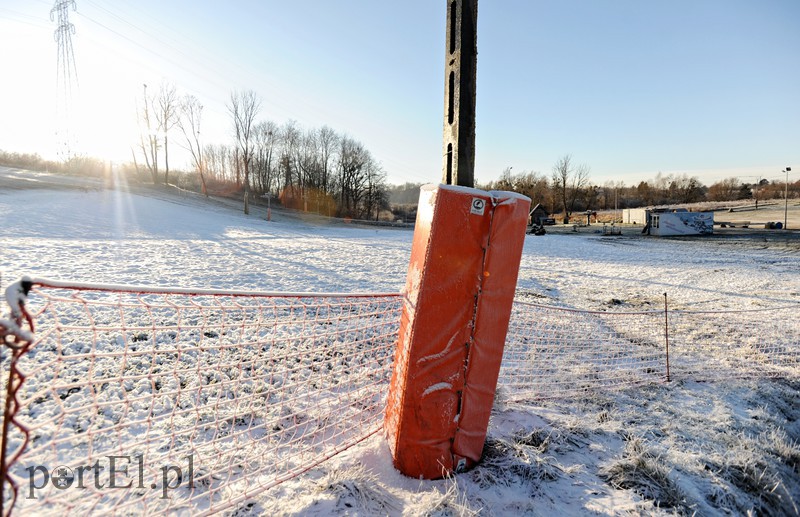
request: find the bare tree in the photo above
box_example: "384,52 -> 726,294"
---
495,166 -> 515,190
551,154 -> 590,223
364,158 -> 388,220
184,111 -> 385,218
203,143 -> 232,183
317,125 -> 339,194
228,90 -> 261,214
176,94 -> 207,196
337,136 -> 373,217
601,180 -> 625,217
297,129 -> 319,209
668,174 -> 705,204
278,121 -> 301,208
707,178 -> 740,202
513,171 -> 549,207
651,172 -> 672,205
156,83 -> 180,185
136,83 -> 159,184
253,120 -> 278,195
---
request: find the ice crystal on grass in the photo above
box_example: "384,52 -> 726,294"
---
599,436 -> 690,512
404,476 -> 479,517
475,432 -> 565,488
317,465 -> 400,515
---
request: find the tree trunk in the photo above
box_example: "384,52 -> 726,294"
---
199,168 -> 208,197
243,162 -> 250,215
131,147 -> 140,177
164,134 -> 170,185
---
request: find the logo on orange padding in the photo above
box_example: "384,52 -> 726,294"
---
470,198 -> 486,216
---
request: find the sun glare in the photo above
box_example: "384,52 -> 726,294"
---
67,75 -> 139,164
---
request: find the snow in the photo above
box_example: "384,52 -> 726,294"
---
4,280 -> 28,317
422,382 -> 453,397
0,186 -> 411,293
1,168 -> 799,515
0,317 -> 34,343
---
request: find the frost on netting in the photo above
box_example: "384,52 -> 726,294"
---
4,286 -> 401,514
1,277 -> 35,344
3,282 -> 799,513
499,302 -> 668,402
669,307 -> 800,381
499,300 -> 800,403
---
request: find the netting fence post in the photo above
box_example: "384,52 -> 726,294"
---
0,335 -> 33,517
384,185 -> 530,479
664,292 -> 671,382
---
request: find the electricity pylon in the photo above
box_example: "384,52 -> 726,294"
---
51,0 -> 78,160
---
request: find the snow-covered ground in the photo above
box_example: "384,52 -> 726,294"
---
1,168 -> 799,515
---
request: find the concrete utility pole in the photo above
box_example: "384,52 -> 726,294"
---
442,0 -> 478,187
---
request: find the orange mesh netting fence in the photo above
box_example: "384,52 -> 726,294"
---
498,299 -> 800,403
499,301 -> 669,402
2,279 -> 799,514
0,281 -> 401,515
668,307 -> 800,381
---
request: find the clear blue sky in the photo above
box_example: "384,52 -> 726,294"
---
2,0 -> 798,186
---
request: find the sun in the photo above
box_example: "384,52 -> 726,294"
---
68,81 -> 140,164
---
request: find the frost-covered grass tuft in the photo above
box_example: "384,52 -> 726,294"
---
763,428 -> 800,472
599,436 -> 689,512
472,428 -> 567,489
705,430 -> 800,515
403,476 -> 478,517
316,465 -> 400,515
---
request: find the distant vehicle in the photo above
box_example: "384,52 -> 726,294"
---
527,223 -> 546,236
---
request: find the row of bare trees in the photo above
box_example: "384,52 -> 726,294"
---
482,154 -> 592,222
209,91 -> 388,219
133,85 -> 388,219
135,83 -> 180,186
477,155 -> 800,221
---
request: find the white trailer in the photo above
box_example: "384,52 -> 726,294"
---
647,210 -> 713,236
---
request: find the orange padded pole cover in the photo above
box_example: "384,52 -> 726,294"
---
384,184 -> 530,479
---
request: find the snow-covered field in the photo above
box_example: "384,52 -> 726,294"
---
1,168 -> 799,515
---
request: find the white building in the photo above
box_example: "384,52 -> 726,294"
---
622,208 -> 648,225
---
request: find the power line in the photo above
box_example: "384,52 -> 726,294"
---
79,0 -> 324,126
0,8 -> 52,29
37,1 -> 434,183
78,1 -> 402,139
